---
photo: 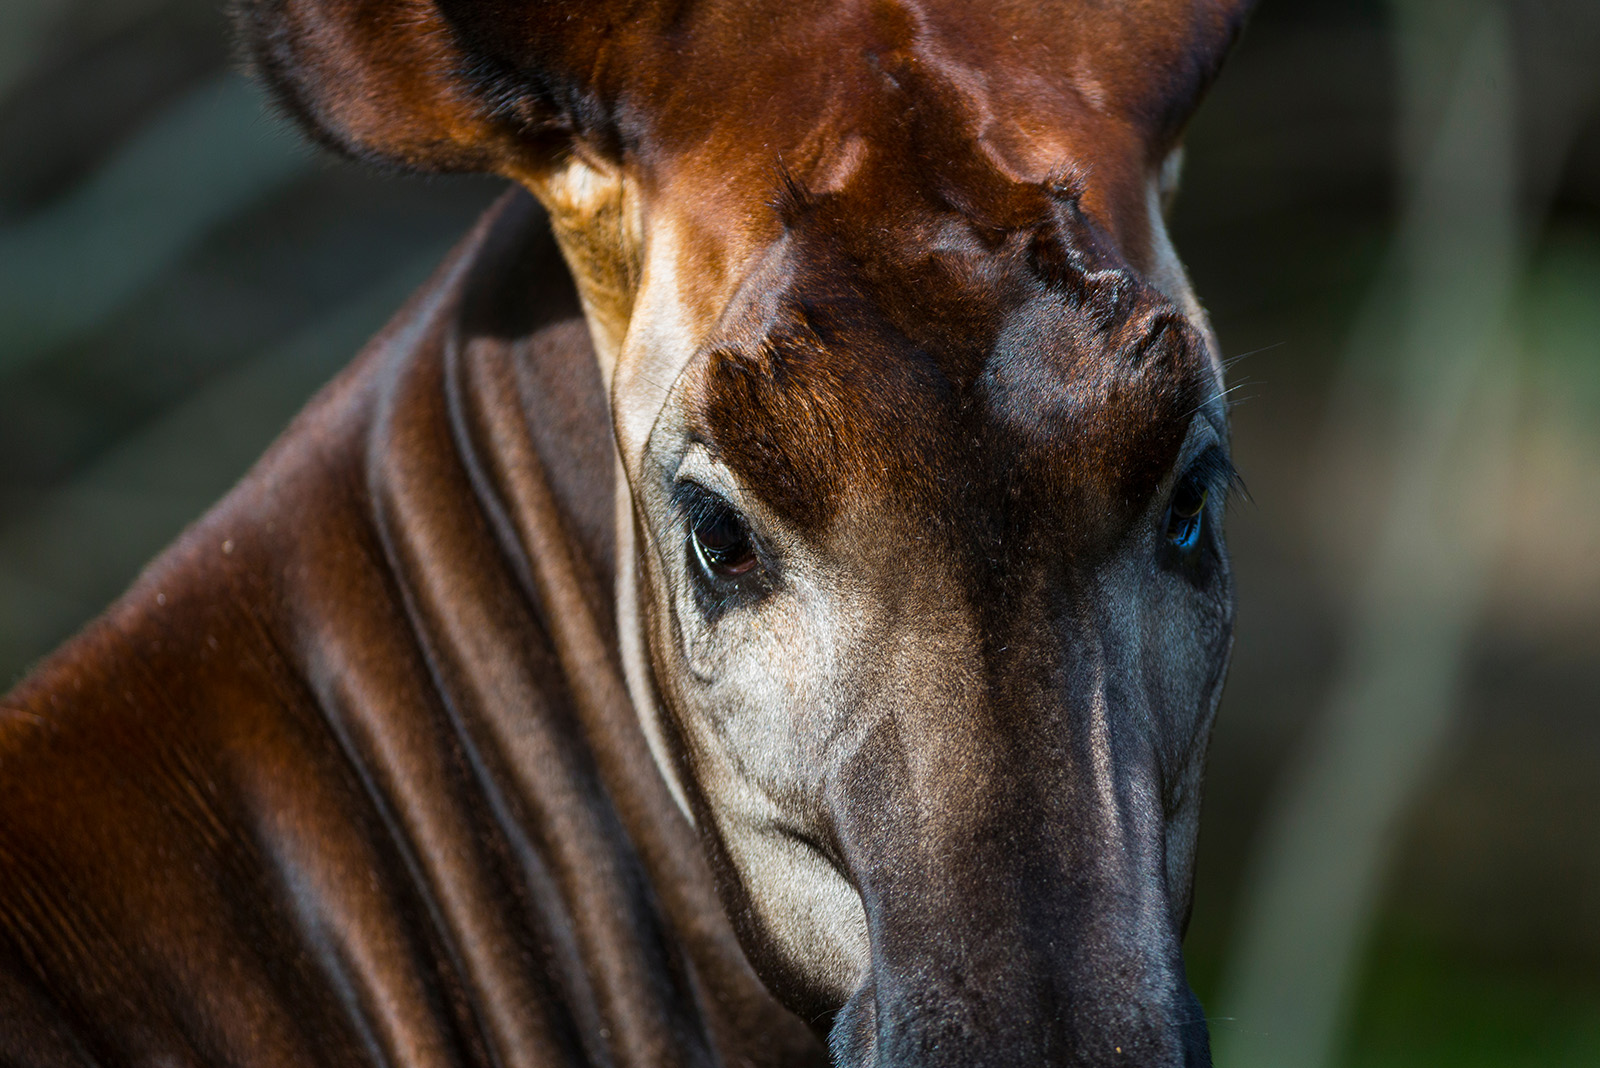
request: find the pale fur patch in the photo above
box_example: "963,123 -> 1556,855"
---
513,155 -> 644,387
513,161 -> 725,828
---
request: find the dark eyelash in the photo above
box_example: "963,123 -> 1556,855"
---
671,480 -> 732,529
1187,445 -> 1248,504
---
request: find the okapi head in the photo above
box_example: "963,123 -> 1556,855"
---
237,1 -> 1251,1064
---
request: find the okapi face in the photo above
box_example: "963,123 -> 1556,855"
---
632,170 -> 1236,1061
239,0 -> 1251,1063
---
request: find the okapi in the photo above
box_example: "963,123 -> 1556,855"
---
0,1 -> 1253,1065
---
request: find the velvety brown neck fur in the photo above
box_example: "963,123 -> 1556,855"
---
0,191 -> 824,1068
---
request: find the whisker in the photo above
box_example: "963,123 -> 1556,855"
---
1223,340 -> 1285,368
1185,377 -> 1258,422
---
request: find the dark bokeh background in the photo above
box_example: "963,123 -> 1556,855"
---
1,2 -> 1596,1064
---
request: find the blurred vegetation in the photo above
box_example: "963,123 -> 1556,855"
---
0,1 -> 1596,1065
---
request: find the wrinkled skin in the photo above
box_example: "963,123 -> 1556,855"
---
0,2 -> 1253,1066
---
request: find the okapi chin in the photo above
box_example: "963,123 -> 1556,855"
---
0,2 -> 1254,1066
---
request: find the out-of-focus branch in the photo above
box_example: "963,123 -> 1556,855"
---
0,248 -> 447,687
0,72 -> 315,378
1213,1 -> 1528,1064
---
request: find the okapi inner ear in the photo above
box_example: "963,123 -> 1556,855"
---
231,0 -> 620,177
234,0 -> 647,370
234,0 -> 490,172
1067,0 -> 1258,156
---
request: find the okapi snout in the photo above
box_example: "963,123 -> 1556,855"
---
826,858 -> 1209,1068
816,637 -> 1215,1068
831,935 -> 1208,1068
825,863 -> 1209,1061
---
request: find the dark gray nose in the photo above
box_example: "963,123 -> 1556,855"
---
819,597 -> 1218,1068
824,869 -> 1211,1068
828,966 -> 1210,1068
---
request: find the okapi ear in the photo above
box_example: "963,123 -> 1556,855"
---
1109,0 -> 1259,151
232,0 -> 641,174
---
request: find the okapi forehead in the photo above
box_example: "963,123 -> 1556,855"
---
624,0 -> 1173,290
694,191 -> 1210,545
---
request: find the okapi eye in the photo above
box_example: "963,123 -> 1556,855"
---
1163,445 -> 1240,564
688,495 -> 759,580
1165,481 -> 1207,555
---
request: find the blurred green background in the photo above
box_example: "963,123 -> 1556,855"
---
0,1 -> 1596,1065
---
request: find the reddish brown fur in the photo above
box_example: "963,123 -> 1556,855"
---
697,164 -> 1209,541
2,3 -> 1252,1065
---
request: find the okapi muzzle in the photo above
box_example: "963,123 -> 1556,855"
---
823,596 -> 1222,1068
0,2 -> 1252,1067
